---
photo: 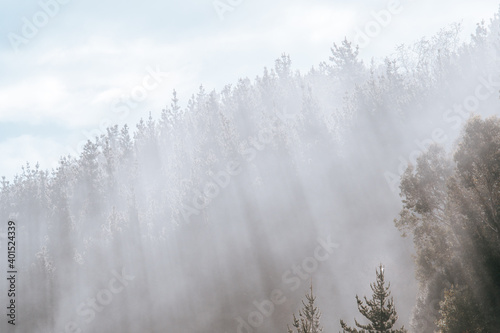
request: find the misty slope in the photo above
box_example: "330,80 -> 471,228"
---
1,8 -> 500,333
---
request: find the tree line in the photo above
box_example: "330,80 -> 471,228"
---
1,6 -> 500,333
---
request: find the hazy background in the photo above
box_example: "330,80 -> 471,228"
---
0,0 -> 498,180
0,1 -> 499,333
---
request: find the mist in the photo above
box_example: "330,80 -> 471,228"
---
1,4 -> 500,333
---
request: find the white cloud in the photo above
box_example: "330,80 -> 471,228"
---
283,4 -> 355,44
0,135 -> 64,181
0,77 -> 67,121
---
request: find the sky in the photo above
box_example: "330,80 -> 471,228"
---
0,0 -> 498,181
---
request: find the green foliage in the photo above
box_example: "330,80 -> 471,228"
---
288,283 -> 323,333
436,285 -> 486,333
395,115 -> 500,331
340,264 -> 407,333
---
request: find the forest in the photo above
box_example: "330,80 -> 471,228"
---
1,5 -> 500,333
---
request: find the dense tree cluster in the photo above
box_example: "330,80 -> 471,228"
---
395,115 -> 500,332
1,6 -> 500,333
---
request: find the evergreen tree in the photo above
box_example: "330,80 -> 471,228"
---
328,37 -> 365,87
119,124 -> 133,159
160,89 -> 181,133
340,264 -> 407,333
275,53 -> 293,80
395,116 -> 500,330
288,283 -> 323,333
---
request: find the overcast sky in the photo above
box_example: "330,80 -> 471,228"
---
0,0 -> 498,181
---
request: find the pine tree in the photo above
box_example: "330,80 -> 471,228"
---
340,264 -> 407,333
328,37 -> 365,86
288,282 -> 323,333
